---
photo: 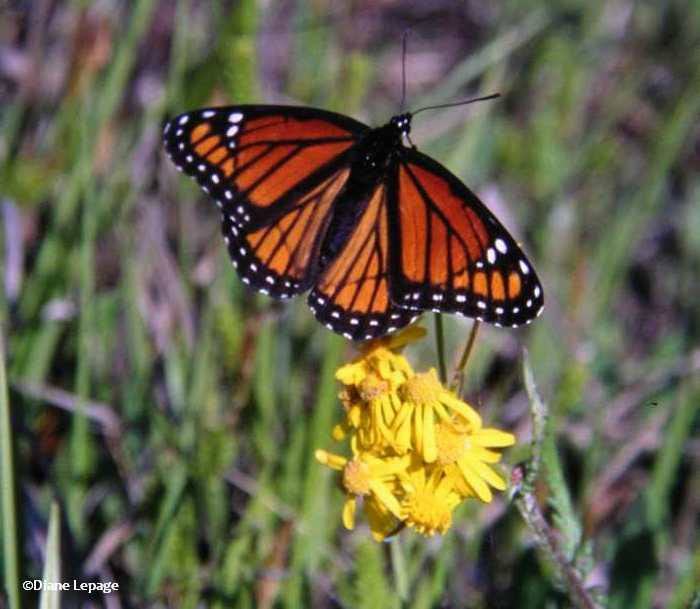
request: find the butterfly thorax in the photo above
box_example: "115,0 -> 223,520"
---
354,115 -> 411,181
318,115 -> 412,267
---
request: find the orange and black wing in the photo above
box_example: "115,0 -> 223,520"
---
387,150 -> 544,327
309,184 -> 418,340
163,105 -> 368,295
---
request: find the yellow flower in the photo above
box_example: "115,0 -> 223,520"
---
316,322 -> 517,540
436,418 -> 515,503
332,373 -> 404,451
333,326 -> 424,452
399,461 -> 462,536
335,326 -> 424,386
315,442 -> 408,537
392,369 -> 482,463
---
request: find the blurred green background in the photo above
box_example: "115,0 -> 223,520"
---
1,1 -> 699,607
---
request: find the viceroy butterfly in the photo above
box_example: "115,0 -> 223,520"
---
162,104 -> 543,340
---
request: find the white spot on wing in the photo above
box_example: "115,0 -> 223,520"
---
495,238 -> 507,254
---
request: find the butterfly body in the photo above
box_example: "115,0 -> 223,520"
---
163,104 -> 543,340
319,116 -> 409,266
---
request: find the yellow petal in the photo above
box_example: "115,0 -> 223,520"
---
369,480 -> 403,519
473,428 -> 516,447
422,403 -> 437,463
342,497 -> 356,530
376,356 -> 400,382
390,402 -> 412,432
392,409 -> 412,453
367,454 -> 408,477
440,394 -> 482,427
365,497 -> 401,541
332,423 -> 348,441
414,403 -> 424,455
457,459 -> 493,502
464,456 -> 508,490
315,449 -> 347,470
336,362 -> 367,385
469,446 -> 502,464
378,395 -> 392,422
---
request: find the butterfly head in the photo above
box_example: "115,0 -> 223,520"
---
390,113 -> 412,139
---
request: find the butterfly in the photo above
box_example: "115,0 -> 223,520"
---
162,104 -> 543,340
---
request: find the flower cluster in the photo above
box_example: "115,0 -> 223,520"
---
316,327 -> 516,540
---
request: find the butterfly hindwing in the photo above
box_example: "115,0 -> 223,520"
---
222,167 -> 352,295
309,184 -> 419,340
387,149 -> 544,327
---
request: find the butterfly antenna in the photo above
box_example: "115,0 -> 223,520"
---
400,29 -> 410,113
411,92 -> 501,116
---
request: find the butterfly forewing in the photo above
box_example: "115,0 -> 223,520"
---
387,150 -> 544,327
163,106 -> 367,297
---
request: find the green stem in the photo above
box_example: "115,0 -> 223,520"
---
450,320 -> 480,394
389,536 -> 409,603
433,313 -> 447,383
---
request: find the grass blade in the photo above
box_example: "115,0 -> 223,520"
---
39,502 -> 61,609
0,333 -> 21,609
